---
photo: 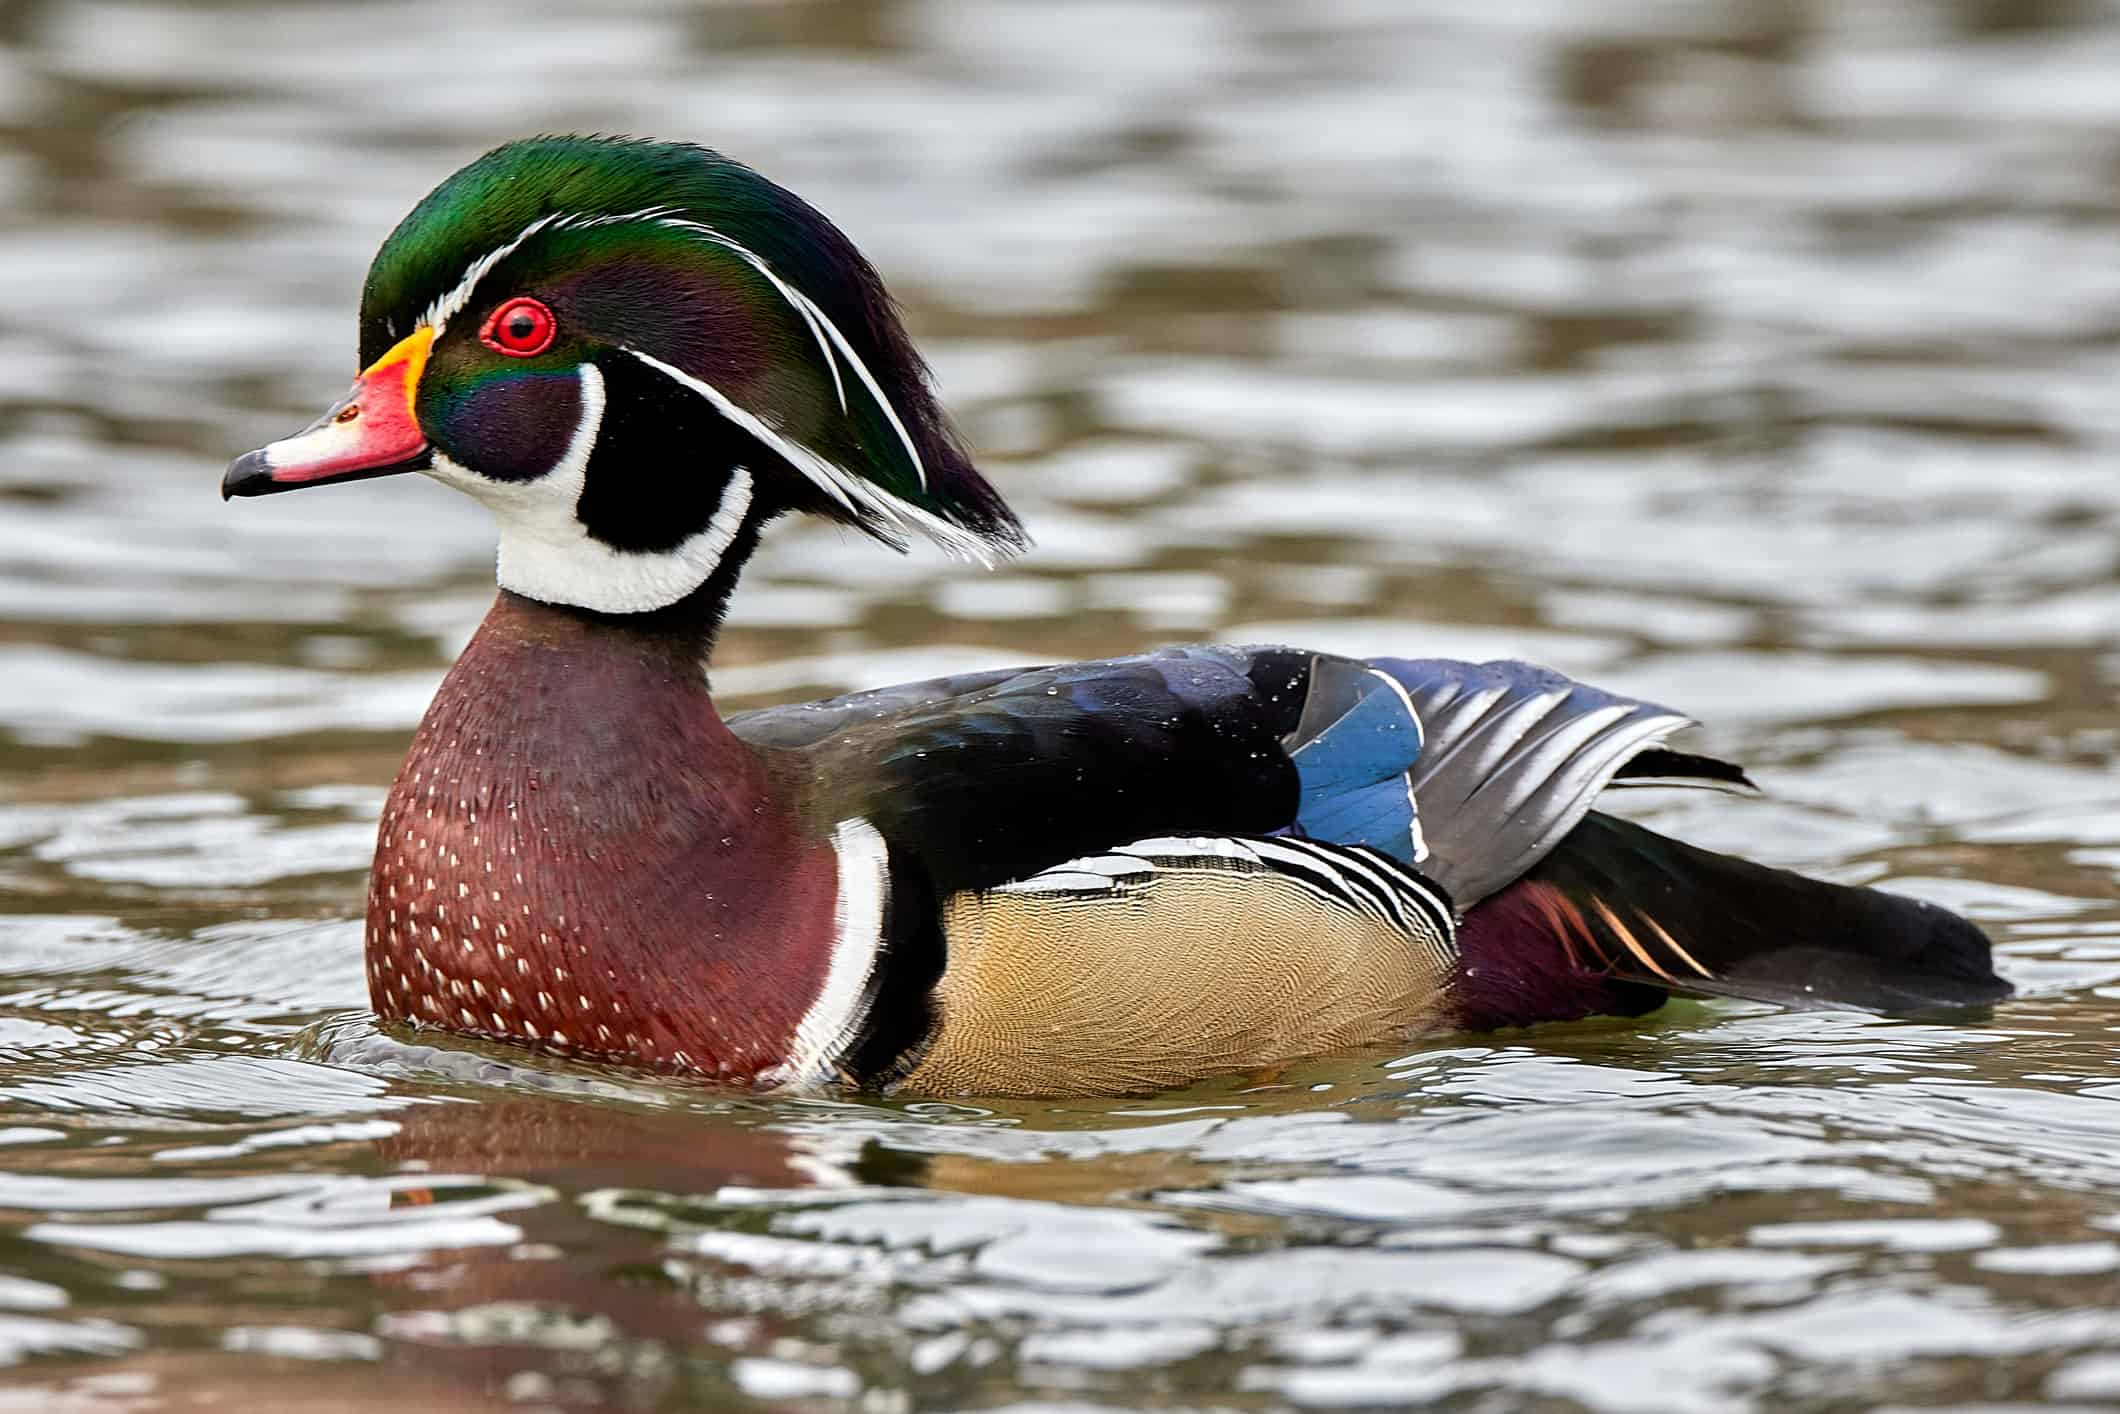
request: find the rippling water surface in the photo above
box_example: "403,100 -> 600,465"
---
2,1 -> 2120,1408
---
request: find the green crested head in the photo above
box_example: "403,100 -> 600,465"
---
226,135 -> 1022,616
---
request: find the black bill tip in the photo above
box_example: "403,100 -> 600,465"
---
221,449 -> 275,500
219,445 -> 432,501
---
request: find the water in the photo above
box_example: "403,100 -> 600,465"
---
1,0 -> 2118,1407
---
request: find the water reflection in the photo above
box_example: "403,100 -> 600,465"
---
2,0 -> 2120,1407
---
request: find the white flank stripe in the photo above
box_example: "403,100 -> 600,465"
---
1398,877 -> 1457,938
1121,835 -> 1263,865
1250,837 -> 1399,910
1243,838 -> 1397,923
623,348 -> 1001,565
1000,833 -> 1459,951
1002,866 -> 1148,894
766,817 -> 890,1088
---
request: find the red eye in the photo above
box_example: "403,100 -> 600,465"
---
479,297 -> 556,357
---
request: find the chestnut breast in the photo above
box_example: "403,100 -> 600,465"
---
364,594 -> 841,1080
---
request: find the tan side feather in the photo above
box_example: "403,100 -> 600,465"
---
901,866 -> 1454,1097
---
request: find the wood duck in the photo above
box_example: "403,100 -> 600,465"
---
223,137 -> 2010,1096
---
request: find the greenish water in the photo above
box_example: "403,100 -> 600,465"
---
1,0 -> 2119,1408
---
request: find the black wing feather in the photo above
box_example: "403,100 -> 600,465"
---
733,647 -> 1309,895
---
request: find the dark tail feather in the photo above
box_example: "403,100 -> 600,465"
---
1609,748 -> 1757,793
1456,812 -> 2010,1026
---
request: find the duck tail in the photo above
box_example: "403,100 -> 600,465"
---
1453,812 -> 2010,1029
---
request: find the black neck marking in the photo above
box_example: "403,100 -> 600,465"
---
576,351 -> 784,556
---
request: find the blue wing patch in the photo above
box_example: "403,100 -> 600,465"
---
1286,665 -> 1426,865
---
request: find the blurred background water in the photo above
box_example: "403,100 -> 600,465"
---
0,0 -> 2118,1408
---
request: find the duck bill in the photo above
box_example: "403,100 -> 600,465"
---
222,327 -> 435,499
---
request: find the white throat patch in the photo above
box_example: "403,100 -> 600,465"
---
426,362 -> 757,614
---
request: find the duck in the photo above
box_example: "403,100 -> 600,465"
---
222,136 -> 2010,1096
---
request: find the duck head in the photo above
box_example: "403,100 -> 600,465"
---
225,136 -> 1022,615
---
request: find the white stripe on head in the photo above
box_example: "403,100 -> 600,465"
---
623,348 -> 997,565
420,213 -> 565,335
636,214 -> 848,416
425,362 -> 757,614
651,216 -> 926,489
763,817 -> 889,1088
517,207 -> 849,415
411,208 -> 926,495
